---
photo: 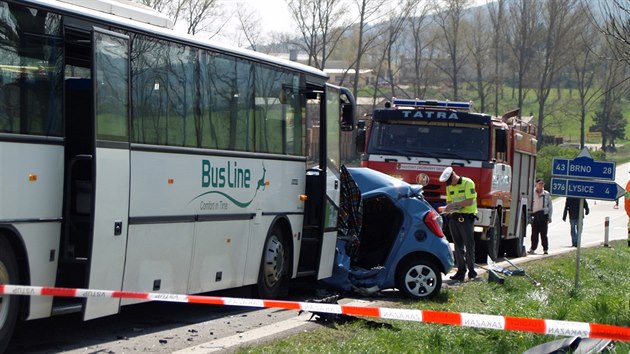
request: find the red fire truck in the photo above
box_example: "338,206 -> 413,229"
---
356,99 -> 538,262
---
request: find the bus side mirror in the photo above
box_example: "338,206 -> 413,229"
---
340,87 -> 355,132
496,129 -> 507,153
341,103 -> 354,131
356,128 -> 366,153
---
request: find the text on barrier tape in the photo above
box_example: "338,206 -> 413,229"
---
1,284 -> 630,341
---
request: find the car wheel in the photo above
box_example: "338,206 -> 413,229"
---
396,258 -> 441,299
257,225 -> 287,299
0,237 -> 19,353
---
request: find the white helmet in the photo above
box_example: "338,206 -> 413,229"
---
439,167 -> 453,182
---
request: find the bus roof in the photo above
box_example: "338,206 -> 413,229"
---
23,0 -> 328,80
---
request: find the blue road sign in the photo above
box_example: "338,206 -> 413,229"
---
552,156 -> 616,181
550,177 -> 625,201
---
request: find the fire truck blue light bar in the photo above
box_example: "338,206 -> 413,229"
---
392,98 -> 472,110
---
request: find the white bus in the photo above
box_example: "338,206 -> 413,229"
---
0,0 -> 355,350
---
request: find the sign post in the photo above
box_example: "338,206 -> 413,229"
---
550,148 -> 624,290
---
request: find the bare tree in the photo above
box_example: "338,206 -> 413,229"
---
593,58 -> 629,149
409,1 -> 433,99
136,0 -> 225,36
286,0 -> 349,69
431,0 -> 471,100
369,0 -> 421,102
235,4 -> 263,51
487,0 -> 506,116
504,0 -> 541,111
531,0 -> 582,148
593,0 -> 630,64
572,8 -> 601,148
182,0 -> 226,36
465,6 -> 492,112
351,0 -> 388,99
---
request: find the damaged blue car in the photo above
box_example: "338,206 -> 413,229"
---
323,167 -> 454,299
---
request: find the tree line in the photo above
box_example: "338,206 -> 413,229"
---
135,0 -> 629,151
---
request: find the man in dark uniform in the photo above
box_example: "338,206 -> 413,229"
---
440,167 -> 478,281
562,197 -> 589,247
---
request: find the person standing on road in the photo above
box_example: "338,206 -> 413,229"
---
529,178 -> 553,255
440,167 -> 478,281
562,197 -> 589,247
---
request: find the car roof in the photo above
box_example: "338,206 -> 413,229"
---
347,167 -> 420,198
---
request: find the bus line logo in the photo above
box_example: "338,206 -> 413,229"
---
189,160 -> 266,209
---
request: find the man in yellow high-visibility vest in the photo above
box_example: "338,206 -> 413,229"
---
440,167 -> 478,281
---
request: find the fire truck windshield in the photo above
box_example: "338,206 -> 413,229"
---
367,122 -> 490,161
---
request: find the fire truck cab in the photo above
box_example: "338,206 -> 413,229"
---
356,99 -> 538,262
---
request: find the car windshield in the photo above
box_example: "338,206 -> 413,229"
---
367,122 -> 490,161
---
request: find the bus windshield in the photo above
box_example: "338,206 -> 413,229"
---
367,122 -> 490,161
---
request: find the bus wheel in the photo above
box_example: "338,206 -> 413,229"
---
487,212 -> 502,262
0,238 -> 19,353
395,258 -> 441,299
257,225 -> 287,299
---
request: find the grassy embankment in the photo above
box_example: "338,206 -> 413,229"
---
239,240 -> 630,353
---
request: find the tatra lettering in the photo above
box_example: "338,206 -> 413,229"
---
400,110 -> 459,120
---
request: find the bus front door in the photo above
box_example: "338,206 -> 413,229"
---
84,28 -> 131,320
299,87 -> 339,280
317,85 -> 343,280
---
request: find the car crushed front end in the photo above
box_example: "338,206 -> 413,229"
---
322,167 -> 454,299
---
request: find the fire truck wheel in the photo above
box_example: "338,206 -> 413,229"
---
0,237 -> 19,353
487,213 -> 502,262
257,225 -> 288,299
504,211 -> 527,258
395,258 -> 441,299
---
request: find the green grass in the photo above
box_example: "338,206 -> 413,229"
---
238,241 -> 630,353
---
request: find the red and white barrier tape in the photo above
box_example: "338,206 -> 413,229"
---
2,284 -> 629,341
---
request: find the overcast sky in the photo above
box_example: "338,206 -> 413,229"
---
221,0 -> 294,36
